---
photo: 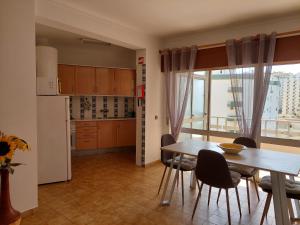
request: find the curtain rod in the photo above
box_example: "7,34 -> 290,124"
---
159,29 -> 300,53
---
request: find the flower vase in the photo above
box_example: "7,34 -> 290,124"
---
0,169 -> 21,225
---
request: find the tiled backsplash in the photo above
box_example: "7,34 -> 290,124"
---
70,96 -> 135,120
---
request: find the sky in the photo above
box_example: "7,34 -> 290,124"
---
272,63 -> 300,74
194,63 -> 300,75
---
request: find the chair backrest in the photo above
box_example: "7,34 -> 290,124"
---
195,149 -> 234,189
233,137 -> 257,148
161,134 -> 176,165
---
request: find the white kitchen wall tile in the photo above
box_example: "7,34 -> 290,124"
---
70,96 -> 135,119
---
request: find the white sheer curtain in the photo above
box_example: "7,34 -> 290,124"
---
226,33 -> 276,141
162,46 -> 197,141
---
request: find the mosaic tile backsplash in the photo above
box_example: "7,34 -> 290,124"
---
70,96 -> 135,120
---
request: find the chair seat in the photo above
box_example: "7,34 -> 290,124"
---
259,176 -> 300,199
166,157 -> 196,171
230,171 -> 242,187
229,164 -> 257,177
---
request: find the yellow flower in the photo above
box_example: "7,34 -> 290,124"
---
0,134 -> 29,164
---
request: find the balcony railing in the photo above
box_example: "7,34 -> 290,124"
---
183,116 -> 300,140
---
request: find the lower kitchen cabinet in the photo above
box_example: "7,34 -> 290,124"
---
75,121 -> 97,150
75,120 -> 136,150
116,120 -> 136,147
97,120 -> 118,148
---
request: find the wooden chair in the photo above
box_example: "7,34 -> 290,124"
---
259,176 -> 300,225
192,150 -> 242,225
158,134 -> 196,205
217,137 -> 260,214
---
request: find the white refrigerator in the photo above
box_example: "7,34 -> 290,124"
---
37,96 -> 72,184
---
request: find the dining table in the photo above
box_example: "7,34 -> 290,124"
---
160,139 -> 300,225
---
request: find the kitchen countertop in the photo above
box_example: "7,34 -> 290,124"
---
71,117 -> 136,122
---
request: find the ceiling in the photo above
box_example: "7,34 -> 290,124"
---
36,24 -> 131,51
36,24 -> 87,45
52,0 -> 300,37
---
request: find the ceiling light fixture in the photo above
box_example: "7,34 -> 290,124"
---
79,38 -> 111,46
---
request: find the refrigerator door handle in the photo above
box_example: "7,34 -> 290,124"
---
65,97 -> 72,180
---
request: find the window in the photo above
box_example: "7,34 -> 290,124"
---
210,69 -> 238,133
181,63 -> 300,147
182,71 -> 209,130
262,64 -> 300,140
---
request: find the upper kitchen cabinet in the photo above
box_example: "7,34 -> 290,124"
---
57,64 -> 136,96
58,64 -> 75,94
95,68 -> 114,95
114,69 -> 136,96
75,66 -> 96,95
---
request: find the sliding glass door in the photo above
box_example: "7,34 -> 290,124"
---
180,71 -> 209,141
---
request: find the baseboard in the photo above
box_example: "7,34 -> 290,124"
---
71,146 -> 135,156
144,160 -> 161,167
21,207 -> 37,218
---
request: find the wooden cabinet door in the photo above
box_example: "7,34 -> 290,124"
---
97,121 -> 117,148
95,68 -> 114,95
58,64 -> 75,94
75,66 -> 96,95
76,138 -> 97,150
75,122 -> 97,150
114,69 -> 136,96
116,120 -> 136,147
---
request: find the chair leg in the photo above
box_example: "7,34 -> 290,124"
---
253,175 -> 260,201
217,188 -> 221,205
235,187 -> 242,217
260,193 -> 272,225
157,165 -> 167,195
207,186 -> 212,206
246,177 -> 251,214
225,189 -> 231,225
192,182 -> 203,219
181,171 -> 184,206
196,179 -> 200,190
288,198 -> 295,219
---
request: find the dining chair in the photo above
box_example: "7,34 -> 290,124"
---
158,134 -> 196,205
217,137 -> 260,214
258,176 -> 300,225
192,150 -> 242,225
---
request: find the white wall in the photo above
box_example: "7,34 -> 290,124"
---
35,0 -> 157,50
0,0 -> 38,212
52,43 -> 136,69
163,13 -> 300,48
145,48 -> 166,164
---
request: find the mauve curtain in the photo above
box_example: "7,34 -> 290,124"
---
226,33 -> 276,141
162,46 -> 197,141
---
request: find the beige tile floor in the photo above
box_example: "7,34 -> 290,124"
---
22,151 -> 278,225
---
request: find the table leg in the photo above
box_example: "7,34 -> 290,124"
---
288,199 -> 295,219
289,175 -> 300,218
168,154 -> 183,204
160,152 -> 177,205
190,170 -> 196,189
271,172 -> 291,225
